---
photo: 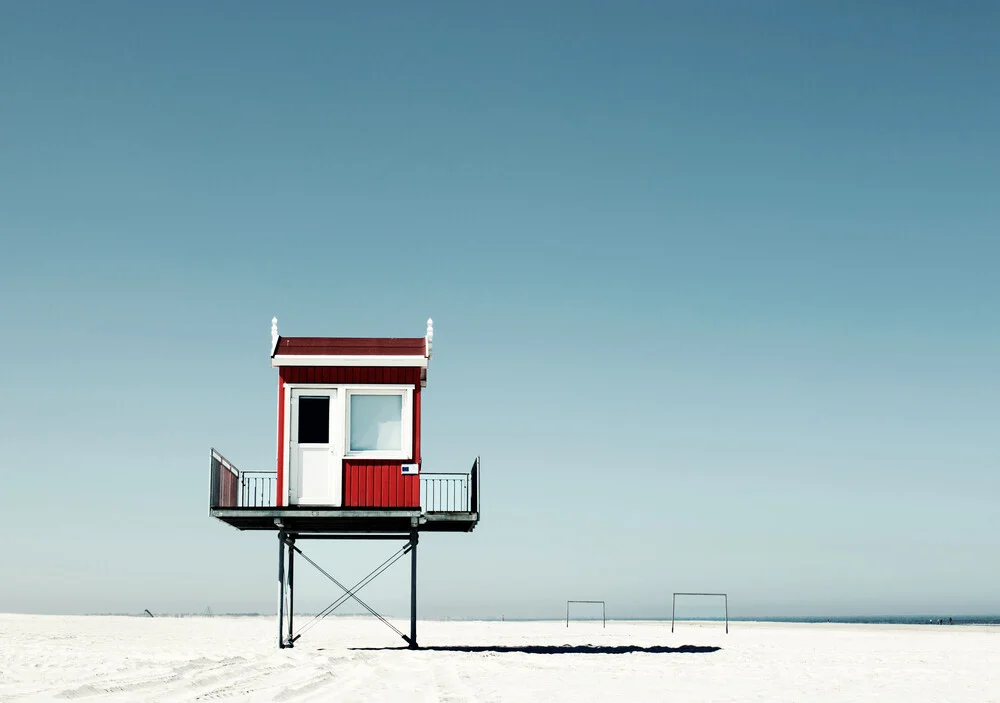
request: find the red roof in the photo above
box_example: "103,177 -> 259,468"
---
272,337 -> 427,357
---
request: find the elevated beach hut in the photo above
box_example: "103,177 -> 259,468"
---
209,318 -> 480,648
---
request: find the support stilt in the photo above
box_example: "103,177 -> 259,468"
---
286,534 -> 295,648
409,530 -> 418,649
277,531 -> 286,649
277,532 -> 296,649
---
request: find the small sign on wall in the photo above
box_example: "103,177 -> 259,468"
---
401,463 -> 419,475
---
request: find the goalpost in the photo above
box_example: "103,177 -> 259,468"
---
566,600 -> 606,628
671,593 -> 728,634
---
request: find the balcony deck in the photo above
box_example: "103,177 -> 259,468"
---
209,451 -> 480,535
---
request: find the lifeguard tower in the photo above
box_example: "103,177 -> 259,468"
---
209,318 -> 479,648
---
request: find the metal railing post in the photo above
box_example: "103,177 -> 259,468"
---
209,453 -> 219,510
471,457 -> 479,515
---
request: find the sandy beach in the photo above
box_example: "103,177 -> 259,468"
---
1,614 -> 997,702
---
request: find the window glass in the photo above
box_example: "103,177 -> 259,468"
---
297,396 -> 330,444
350,394 -> 402,452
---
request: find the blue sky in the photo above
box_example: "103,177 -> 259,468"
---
1,2 -> 997,620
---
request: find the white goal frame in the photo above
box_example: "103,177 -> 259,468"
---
566,600 -> 606,628
671,592 -> 728,634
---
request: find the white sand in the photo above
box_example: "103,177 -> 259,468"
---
1,615 -> 997,702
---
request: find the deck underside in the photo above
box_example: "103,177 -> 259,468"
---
210,507 -> 479,533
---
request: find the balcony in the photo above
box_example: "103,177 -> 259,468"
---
209,449 -> 480,534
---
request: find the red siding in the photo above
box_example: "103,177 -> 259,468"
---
343,460 -> 419,508
282,367 -> 422,385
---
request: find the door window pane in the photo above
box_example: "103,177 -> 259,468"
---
297,396 -> 330,444
350,394 -> 402,451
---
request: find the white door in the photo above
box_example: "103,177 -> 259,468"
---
289,388 -> 342,506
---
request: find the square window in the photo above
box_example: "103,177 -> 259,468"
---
349,394 -> 403,452
297,396 -> 330,444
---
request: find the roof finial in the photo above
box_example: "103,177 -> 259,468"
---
425,317 -> 434,358
271,317 -> 279,353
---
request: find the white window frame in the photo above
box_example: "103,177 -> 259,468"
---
344,386 -> 413,460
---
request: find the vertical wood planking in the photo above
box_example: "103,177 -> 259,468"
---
404,475 -> 416,508
282,366 -> 424,385
368,463 -> 374,508
384,463 -> 392,507
343,461 -> 418,507
357,464 -> 364,507
345,462 -> 354,507
345,463 -> 353,507
356,464 -> 364,507
382,464 -> 391,507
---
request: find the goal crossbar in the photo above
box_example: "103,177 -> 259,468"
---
566,600 -> 606,627
671,592 -> 728,634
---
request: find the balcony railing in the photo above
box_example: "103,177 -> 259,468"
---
209,449 -> 240,509
210,449 -> 276,509
421,457 -> 480,513
210,449 -> 479,514
420,473 -> 468,511
241,471 -> 276,507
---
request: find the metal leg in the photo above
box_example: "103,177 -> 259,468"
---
287,535 -> 295,648
409,531 -> 418,649
277,531 -> 286,649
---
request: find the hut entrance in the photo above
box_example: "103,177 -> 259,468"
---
290,387 -> 342,506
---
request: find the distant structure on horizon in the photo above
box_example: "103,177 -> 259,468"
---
208,317 -> 480,649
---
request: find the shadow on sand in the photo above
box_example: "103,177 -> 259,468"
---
348,644 -> 721,655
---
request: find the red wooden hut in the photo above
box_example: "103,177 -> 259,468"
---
209,318 -> 479,648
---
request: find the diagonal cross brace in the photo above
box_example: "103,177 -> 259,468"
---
292,544 -> 413,645
292,543 -> 412,643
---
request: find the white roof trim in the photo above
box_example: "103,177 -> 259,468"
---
271,317 -> 279,356
271,354 -> 429,368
